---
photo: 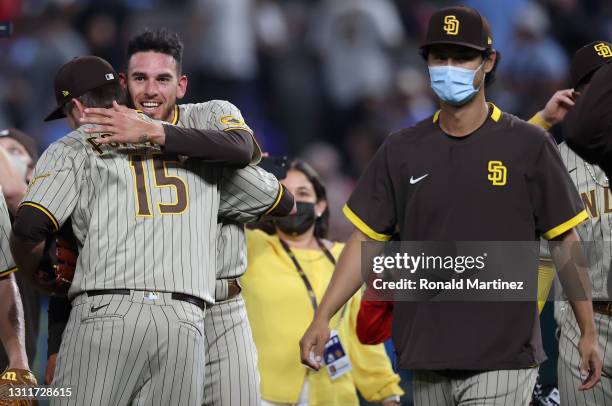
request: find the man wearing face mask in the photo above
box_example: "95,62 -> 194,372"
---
300,6 -> 602,405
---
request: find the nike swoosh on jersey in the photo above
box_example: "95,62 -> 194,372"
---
410,174 -> 429,184
90,304 -> 110,313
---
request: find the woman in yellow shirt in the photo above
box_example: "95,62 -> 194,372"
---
241,160 -> 403,406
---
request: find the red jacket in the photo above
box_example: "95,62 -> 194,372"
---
356,300 -> 393,345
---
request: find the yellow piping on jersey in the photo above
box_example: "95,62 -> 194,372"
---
0,267 -> 18,278
432,103 -> 502,123
343,204 -> 392,241
170,105 -> 179,125
537,259 -> 555,314
527,111 -> 552,130
20,202 -> 59,231
542,210 -> 589,240
432,110 -> 440,123
489,103 -> 501,122
263,183 -> 284,216
223,126 -> 254,135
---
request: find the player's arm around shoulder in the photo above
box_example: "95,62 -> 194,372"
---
189,99 -> 262,164
219,165 -> 295,223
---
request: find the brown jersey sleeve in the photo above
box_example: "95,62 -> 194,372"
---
529,134 -> 588,240
162,126 -> 254,167
344,140 -> 395,241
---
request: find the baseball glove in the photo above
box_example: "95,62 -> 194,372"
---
0,368 -> 37,405
34,221 -> 78,296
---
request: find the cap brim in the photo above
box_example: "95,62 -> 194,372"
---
44,106 -> 67,122
420,40 -> 488,52
573,60 -> 612,89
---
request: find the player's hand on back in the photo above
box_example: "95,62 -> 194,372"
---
540,89 -> 576,126
79,101 -> 165,146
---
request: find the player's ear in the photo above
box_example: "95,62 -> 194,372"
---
483,50 -> 496,74
176,75 -> 188,100
72,98 -> 85,118
118,72 -> 127,89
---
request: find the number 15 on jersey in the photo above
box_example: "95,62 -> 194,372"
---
129,153 -> 189,217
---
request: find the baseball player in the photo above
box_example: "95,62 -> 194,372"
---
45,29 -> 273,405
0,129 -> 41,377
300,6 -> 602,405
563,43 -> 612,180
0,190 -> 37,397
528,41 -> 612,405
10,56 -> 291,406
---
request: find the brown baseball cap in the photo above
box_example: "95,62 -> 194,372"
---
45,56 -> 118,122
421,6 -> 493,52
570,41 -> 612,89
0,128 -> 38,162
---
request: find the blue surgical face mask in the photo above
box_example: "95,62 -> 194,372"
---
428,62 -> 485,106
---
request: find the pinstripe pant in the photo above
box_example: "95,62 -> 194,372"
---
413,368 -> 538,405
50,291 -> 206,406
557,301 -> 612,405
203,295 -> 260,406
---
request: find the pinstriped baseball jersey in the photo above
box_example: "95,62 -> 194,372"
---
215,221 -> 246,280
557,142 -> 611,300
176,100 -> 253,135
174,101 -> 252,284
0,192 -> 16,277
21,124 -> 281,303
175,100 -> 262,165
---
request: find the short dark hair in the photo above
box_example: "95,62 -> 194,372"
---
63,82 -> 127,114
127,28 -> 184,74
288,160 -> 330,239
420,45 -> 500,87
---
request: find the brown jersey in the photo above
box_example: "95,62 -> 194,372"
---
345,103 -> 587,370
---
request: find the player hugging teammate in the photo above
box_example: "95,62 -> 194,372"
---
8,29 -> 294,406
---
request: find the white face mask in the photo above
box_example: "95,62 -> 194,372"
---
8,154 -> 28,181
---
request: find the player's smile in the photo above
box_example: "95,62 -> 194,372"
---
138,99 -> 164,116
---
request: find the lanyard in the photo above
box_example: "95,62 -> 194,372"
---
278,238 -> 345,318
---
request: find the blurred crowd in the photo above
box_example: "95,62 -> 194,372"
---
0,0 -> 611,241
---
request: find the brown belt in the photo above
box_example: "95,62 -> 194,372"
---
227,279 -> 242,301
87,289 -> 207,311
593,301 -> 612,317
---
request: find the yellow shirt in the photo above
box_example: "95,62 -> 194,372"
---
241,229 -> 403,405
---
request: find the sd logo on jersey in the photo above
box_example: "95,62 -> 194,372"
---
488,161 -> 507,186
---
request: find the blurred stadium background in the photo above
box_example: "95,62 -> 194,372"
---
0,0 -> 611,404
